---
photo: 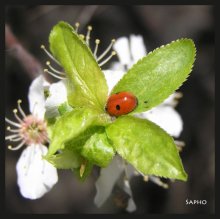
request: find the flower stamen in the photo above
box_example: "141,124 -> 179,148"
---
41,45 -> 60,65
8,141 -> 25,151
46,61 -> 65,75
86,25 -> 92,46
8,137 -> 23,142
13,109 -> 23,123
175,92 -> 183,99
75,22 -> 80,33
6,100 -> 48,151
93,39 -> 100,58
97,39 -> 116,61
79,34 -> 85,40
99,51 -> 116,67
17,100 -> 26,118
143,175 -> 149,182
5,118 -> 21,128
175,140 -> 185,152
5,134 -> 20,140
44,69 -> 65,80
41,23 -> 117,80
7,126 -> 20,133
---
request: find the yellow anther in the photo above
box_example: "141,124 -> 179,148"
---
95,39 -> 100,44
7,126 -> 11,130
8,145 -> 12,149
17,99 -> 22,104
143,175 -> 149,182
111,39 -> 116,43
112,51 -> 117,56
87,25 -> 92,31
164,184 -> 169,189
79,34 -> 85,40
46,61 -> 50,66
175,92 -> 183,99
13,109 -> 18,114
75,22 -> 80,27
40,45 -> 45,49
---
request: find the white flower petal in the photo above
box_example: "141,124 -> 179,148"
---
28,75 -> 48,119
126,163 -> 138,180
161,92 -> 182,107
135,106 -> 183,138
16,144 -> 58,199
129,35 -> 146,63
110,61 -> 126,72
94,156 -> 124,207
103,70 -> 125,94
162,94 -> 177,106
113,37 -> 131,65
45,79 -> 68,118
123,180 -> 136,212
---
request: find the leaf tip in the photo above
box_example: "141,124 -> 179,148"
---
174,166 -> 188,181
179,171 -> 188,182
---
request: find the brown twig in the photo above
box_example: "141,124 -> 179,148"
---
5,24 -> 43,80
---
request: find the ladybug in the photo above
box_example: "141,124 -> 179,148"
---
105,91 -> 138,117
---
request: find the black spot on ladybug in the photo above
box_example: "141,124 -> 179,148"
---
116,105 -> 120,110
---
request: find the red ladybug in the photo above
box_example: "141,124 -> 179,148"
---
106,91 -> 138,117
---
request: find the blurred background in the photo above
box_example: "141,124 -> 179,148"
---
5,5 -> 214,214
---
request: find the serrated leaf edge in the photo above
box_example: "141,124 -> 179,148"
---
112,38 -> 196,114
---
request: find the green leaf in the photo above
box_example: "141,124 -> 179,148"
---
45,148 -> 83,169
106,116 -> 187,181
81,130 -> 115,167
46,108 -> 111,156
64,126 -> 115,168
45,117 -> 57,140
111,39 -> 196,113
64,126 -> 103,152
49,21 -> 108,111
58,102 -> 73,115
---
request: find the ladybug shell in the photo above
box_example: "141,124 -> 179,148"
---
106,91 -> 138,117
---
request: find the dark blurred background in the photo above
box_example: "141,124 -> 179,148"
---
5,5 -> 215,214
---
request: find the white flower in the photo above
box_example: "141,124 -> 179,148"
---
134,98 -> 183,138
94,156 -> 125,207
113,35 -> 146,69
44,79 -> 68,118
5,75 -> 58,199
16,144 -> 58,199
94,155 -> 136,212
103,70 -> 125,95
28,74 -> 50,119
